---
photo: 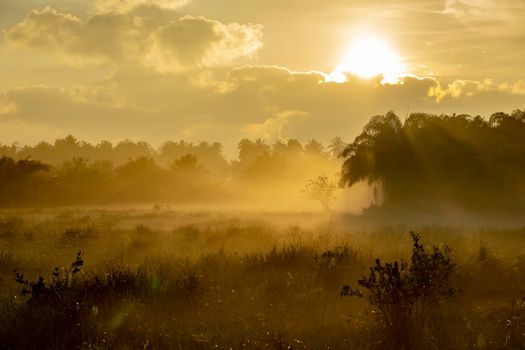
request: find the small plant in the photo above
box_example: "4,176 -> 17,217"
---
302,176 -> 338,212
341,232 -> 456,349
15,251 -> 84,301
10,251 -> 86,348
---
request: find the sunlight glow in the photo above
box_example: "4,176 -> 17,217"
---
329,36 -> 404,84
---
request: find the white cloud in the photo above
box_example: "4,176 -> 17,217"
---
144,16 -> 263,72
243,110 -> 309,140
429,78 -> 495,101
444,0 -> 525,33
498,80 -> 525,95
4,7 -> 263,71
0,90 -> 18,115
95,0 -> 190,13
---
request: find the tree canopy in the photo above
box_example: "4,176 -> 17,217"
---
340,109 -> 525,213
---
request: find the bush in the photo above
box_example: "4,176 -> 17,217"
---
10,252 -> 86,348
341,232 -> 457,349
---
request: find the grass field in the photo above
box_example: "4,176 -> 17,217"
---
1,207 -> 525,349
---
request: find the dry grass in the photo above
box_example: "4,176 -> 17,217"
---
1,208 -> 525,349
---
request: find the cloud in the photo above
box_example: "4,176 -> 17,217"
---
4,7 -> 142,65
243,110 -> 309,140
428,77 -> 525,102
428,78 -> 496,101
444,0 -> 525,34
499,80 -> 525,95
0,85 -> 165,145
0,90 -> 18,115
2,65 -> 524,155
95,0 -> 190,13
444,0 -> 524,21
4,7 -> 263,71
144,15 -> 263,71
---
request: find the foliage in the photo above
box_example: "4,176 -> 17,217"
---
8,250 -> 204,349
11,252 -> 86,348
341,232 -> 457,349
15,251 -> 84,301
1,210 -> 525,349
0,137 -> 340,207
0,156 -> 49,206
302,175 -> 338,212
340,109 -> 525,213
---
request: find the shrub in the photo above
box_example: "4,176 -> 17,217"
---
15,251 -> 84,302
6,251 -> 208,349
10,252 -> 86,348
341,232 -> 456,349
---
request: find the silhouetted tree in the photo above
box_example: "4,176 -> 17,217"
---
328,137 -> 346,160
0,157 -> 49,206
340,110 -> 525,213
304,139 -> 326,157
302,176 -> 338,212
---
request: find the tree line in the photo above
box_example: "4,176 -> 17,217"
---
0,137 -> 345,206
3,109 -> 525,213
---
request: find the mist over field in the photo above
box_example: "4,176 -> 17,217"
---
2,0 -> 525,348
2,110 -> 525,349
3,109 -> 525,223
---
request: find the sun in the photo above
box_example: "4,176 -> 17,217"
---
329,36 -> 404,84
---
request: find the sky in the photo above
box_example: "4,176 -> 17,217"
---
0,0 -> 524,155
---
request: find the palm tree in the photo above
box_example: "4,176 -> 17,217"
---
304,139 -> 326,157
328,137 -> 346,160
340,111 -> 417,206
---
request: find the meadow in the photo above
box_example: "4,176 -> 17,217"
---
1,207 -> 525,349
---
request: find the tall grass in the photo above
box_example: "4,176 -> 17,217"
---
1,208 -> 525,348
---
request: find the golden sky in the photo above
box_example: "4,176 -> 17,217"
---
0,0 -> 524,153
